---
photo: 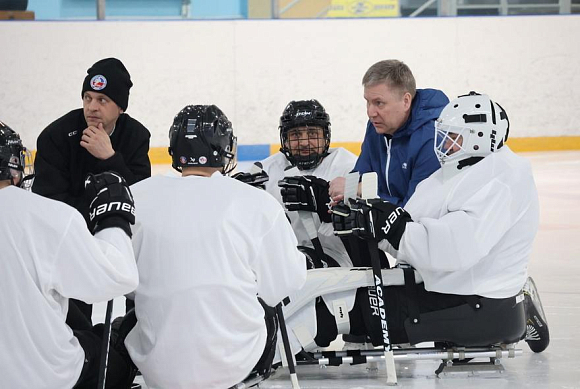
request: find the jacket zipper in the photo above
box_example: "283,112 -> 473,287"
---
384,136 -> 392,196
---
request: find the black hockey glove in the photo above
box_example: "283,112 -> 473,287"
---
330,201 -> 356,236
85,171 -> 135,237
331,198 -> 412,250
231,170 -> 269,190
278,175 -> 332,223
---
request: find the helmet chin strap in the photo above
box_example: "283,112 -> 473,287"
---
440,156 -> 485,181
457,156 -> 484,170
292,150 -> 329,171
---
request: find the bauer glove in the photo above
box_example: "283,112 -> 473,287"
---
278,175 -> 332,222
231,170 -> 269,189
84,171 -> 135,237
232,162 -> 269,190
331,198 -> 412,250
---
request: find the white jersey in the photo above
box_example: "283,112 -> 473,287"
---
125,173 -> 306,389
260,148 -> 357,267
383,147 -> 539,298
0,186 -> 138,389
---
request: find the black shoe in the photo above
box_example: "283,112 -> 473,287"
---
523,277 -> 550,353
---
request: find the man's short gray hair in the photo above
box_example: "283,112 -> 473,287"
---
362,60 -> 416,98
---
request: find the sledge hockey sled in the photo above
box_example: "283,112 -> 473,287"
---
282,266 -> 528,384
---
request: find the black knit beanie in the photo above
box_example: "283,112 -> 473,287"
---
81,58 -> 133,111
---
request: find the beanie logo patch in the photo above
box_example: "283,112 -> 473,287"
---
90,75 -> 107,91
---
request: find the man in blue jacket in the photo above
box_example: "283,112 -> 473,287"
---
330,59 -> 448,206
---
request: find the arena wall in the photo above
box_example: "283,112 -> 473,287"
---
1,15 -> 578,161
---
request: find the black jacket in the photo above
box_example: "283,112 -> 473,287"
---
33,109 -> 151,222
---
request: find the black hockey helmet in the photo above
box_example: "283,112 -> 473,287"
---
279,99 -> 331,171
168,105 -> 237,174
0,121 -> 33,188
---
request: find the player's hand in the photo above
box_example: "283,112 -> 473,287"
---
328,176 -> 346,206
278,175 -> 332,222
330,201 -> 356,236
81,123 -> 115,160
231,170 -> 269,189
331,198 -> 412,250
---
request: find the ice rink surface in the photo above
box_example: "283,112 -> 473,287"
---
93,151 -> 580,389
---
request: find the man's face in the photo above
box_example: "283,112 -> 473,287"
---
286,126 -> 325,157
364,83 -> 412,135
444,132 -> 463,156
82,91 -> 123,133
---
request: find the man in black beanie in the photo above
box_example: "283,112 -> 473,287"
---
33,57 -> 151,325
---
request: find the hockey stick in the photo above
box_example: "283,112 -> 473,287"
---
360,172 -> 397,385
230,371 -> 268,389
276,302 -> 301,389
97,299 -> 114,389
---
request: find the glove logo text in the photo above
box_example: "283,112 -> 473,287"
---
381,207 -> 405,235
89,202 -> 135,221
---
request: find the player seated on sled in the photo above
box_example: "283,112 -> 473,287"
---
273,92 -> 549,362
118,105 -> 306,389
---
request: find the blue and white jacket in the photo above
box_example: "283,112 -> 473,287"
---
354,88 -> 449,206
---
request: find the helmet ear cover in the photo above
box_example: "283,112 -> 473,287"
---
279,99 -> 331,171
168,105 -> 237,174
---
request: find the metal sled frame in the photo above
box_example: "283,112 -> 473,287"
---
302,342 -> 522,375
232,342 -> 523,388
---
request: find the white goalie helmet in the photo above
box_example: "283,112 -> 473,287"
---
434,92 -> 509,178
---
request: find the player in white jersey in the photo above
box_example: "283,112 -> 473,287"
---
258,99 -> 358,269
274,92 -> 549,357
0,121 -> 139,389
123,105 -> 306,389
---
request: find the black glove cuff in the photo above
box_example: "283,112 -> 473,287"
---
386,217 -> 409,250
94,215 -> 133,238
375,208 -> 412,250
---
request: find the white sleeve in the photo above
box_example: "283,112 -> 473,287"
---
399,179 -> 513,272
51,214 -> 139,303
251,209 -> 307,307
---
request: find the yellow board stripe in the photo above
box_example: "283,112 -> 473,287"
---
148,137 -> 580,164
505,136 -> 580,152
148,146 -> 172,165
29,136 -> 576,165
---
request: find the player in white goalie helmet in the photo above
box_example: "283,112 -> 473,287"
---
435,91 -> 509,178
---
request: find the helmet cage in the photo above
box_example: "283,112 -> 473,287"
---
168,105 -> 237,175
434,122 -> 472,164
281,125 -> 330,171
434,92 -> 509,171
279,100 -> 331,171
